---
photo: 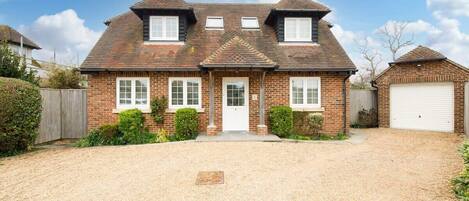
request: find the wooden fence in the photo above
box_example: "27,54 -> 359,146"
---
36,89 -> 87,144
350,89 -> 378,125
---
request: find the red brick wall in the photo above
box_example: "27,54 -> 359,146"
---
375,60 -> 469,134
87,71 -> 351,135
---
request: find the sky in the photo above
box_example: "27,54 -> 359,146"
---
0,0 -> 468,73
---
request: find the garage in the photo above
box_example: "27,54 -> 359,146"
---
390,83 -> 454,132
374,46 -> 469,134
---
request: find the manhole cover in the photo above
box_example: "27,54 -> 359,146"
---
196,171 -> 224,185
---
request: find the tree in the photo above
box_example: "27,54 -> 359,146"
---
353,38 -> 383,89
0,40 -> 39,85
378,22 -> 414,61
44,68 -> 82,89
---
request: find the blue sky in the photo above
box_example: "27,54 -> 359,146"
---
1,0 -> 468,71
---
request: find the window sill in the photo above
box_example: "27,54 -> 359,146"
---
291,107 -> 325,112
279,42 -> 319,46
113,108 -> 151,114
144,41 -> 184,45
166,108 -> 206,113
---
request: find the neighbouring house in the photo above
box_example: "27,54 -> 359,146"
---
0,25 -> 48,78
80,0 -> 357,136
373,46 -> 469,134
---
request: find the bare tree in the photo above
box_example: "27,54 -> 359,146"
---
352,38 -> 383,89
378,22 -> 414,61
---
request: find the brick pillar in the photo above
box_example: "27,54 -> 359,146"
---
257,125 -> 268,135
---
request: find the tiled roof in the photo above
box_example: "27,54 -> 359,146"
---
393,46 -> 447,64
131,0 -> 191,10
274,0 -> 329,11
82,3 -> 355,71
0,25 -> 40,49
201,36 -> 277,67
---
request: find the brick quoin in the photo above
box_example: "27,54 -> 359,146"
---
375,60 -> 469,134
87,71 -> 351,135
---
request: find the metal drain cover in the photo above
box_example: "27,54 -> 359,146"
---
196,171 -> 224,185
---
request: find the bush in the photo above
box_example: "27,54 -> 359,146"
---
155,129 -> 170,143
0,77 -> 42,155
357,108 -> 378,128
75,124 -> 124,147
150,96 -> 167,124
118,109 -> 148,144
174,108 -> 199,140
44,68 -> 82,89
269,106 -> 293,138
307,113 -> 324,135
0,41 -> 39,85
454,142 -> 469,200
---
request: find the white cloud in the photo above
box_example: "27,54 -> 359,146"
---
19,9 -> 102,66
427,0 -> 469,17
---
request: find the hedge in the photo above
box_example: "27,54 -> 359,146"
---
269,106 -> 293,138
0,77 -> 42,155
174,108 -> 199,140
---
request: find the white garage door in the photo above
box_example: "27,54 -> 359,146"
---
390,82 -> 454,132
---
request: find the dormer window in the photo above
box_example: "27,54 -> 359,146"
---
206,16 -> 224,29
241,17 -> 259,29
150,16 -> 179,41
284,17 -> 312,42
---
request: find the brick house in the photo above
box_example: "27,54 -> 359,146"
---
80,0 -> 357,136
374,46 -> 469,134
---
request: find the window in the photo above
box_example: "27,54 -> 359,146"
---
290,77 -> 321,108
284,17 -> 312,42
116,78 -> 150,110
241,17 -> 259,29
150,16 -> 179,41
169,78 -> 202,109
206,16 -> 224,29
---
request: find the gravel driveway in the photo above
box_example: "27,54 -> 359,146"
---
0,129 -> 464,201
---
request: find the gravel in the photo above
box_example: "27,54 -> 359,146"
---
0,128 -> 464,201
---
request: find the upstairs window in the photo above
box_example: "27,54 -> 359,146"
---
150,16 -> 179,41
206,16 -> 224,29
241,17 -> 259,29
284,17 -> 312,42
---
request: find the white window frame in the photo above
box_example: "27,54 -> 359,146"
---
289,77 -> 321,108
241,17 -> 260,29
168,77 -> 202,109
206,16 -> 224,30
149,16 -> 179,41
284,17 -> 312,42
116,77 -> 151,111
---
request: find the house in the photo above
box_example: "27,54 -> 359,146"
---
80,0 -> 357,136
374,46 -> 469,134
0,25 -> 48,78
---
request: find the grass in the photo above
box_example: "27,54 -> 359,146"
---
287,133 -> 349,141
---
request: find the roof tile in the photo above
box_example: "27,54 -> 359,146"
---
394,46 -> 446,63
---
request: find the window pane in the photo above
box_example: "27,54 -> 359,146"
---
292,80 -> 304,104
206,17 -> 224,28
119,80 -> 132,105
298,18 -> 311,40
135,80 -> 148,105
171,80 -> 184,106
284,18 -> 296,41
227,82 -> 245,106
307,80 -> 319,104
166,17 -> 178,39
242,17 -> 259,29
151,17 -> 163,39
187,81 -> 199,106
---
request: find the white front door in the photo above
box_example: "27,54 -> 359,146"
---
223,77 -> 249,131
390,82 -> 454,132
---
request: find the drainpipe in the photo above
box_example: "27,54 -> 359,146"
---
343,71 -> 353,134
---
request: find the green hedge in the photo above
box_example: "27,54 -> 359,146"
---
269,106 -> 293,138
0,77 -> 42,155
453,142 -> 469,200
118,109 -> 151,144
174,108 -> 199,140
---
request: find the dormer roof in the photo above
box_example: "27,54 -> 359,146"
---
131,0 -> 191,10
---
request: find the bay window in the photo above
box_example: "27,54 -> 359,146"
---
290,77 -> 321,108
169,77 -> 202,109
116,78 -> 150,110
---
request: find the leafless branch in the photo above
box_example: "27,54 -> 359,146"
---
378,22 -> 414,61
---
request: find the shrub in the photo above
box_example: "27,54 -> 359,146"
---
357,108 -> 378,128
269,106 -> 293,138
155,129 -> 170,143
0,41 -> 39,85
307,113 -> 324,135
75,129 -> 105,147
150,96 -> 167,124
75,124 -> 124,147
454,142 -> 469,200
0,77 -> 42,155
118,109 -> 147,144
44,68 -> 82,89
174,108 -> 199,140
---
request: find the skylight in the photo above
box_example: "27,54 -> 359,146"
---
206,16 -> 224,29
241,17 -> 259,29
